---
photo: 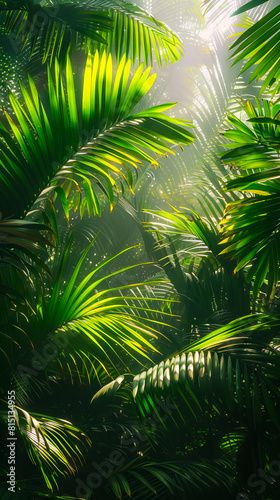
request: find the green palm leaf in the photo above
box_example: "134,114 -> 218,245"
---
106,457 -> 235,499
0,218 -> 53,277
144,207 -> 218,251
229,5 -> 280,94
0,404 -> 90,491
221,97 -> 280,170
143,208 -> 250,319
2,0 -> 183,67
2,0 -> 113,64
93,1 -> 184,67
220,166 -> 280,296
132,316 -> 280,431
0,51 -> 195,220
90,375 -> 125,403
219,97 -> 280,295
232,0 -> 269,16
14,235 -> 174,376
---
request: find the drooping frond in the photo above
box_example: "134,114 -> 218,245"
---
220,166 -> 280,296
229,4 -> 280,94
105,456 -> 235,499
0,218 -> 53,275
0,404 -> 90,491
1,0 -> 113,64
143,208 -> 250,319
219,96 -> 280,295
1,0 -> 183,67
93,1 -> 184,67
132,316 -> 280,432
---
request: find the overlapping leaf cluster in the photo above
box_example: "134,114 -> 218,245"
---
1,0 -> 280,499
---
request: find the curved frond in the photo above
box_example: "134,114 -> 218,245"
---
2,0 -> 183,67
144,207 -> 219,251
0,218 -> 53,277
2,1 -> 113,64
13,236 -> 174,376
220,96 -> 280,294
91,375 -> 125,403
220,166 -> 280,296
229,5 -> 280,94
0,51 -> 195,220
106,456 -> 235,499
143,208 -> 250,318
0,404 -> 90,491
133,316 -> 280,431
221,97 -> 280,170
93,1 -> 184,67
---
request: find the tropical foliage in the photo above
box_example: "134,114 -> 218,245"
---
1,0 -> 280,499
1,0 -> 183,66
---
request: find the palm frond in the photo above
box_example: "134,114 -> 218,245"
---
0,404 -> 90,491
232,0 -> 269,16
2,0 -> 183,67
106,456 -> 235,499
220,96 -> 280,294
202,0 -> 240,24
93,1 -> 184,67
13,235 -> 175,378
143,208 -> 250,320
229,4 -> 280,94
221,97 -> 280,170
90,375 -> 125,403
2,0 -> 113,64
0,218 -> 53,277
220,166 -> 280,296
0,51 -> 195,220
144,207 -> 218,250
133,315 -> 280,432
